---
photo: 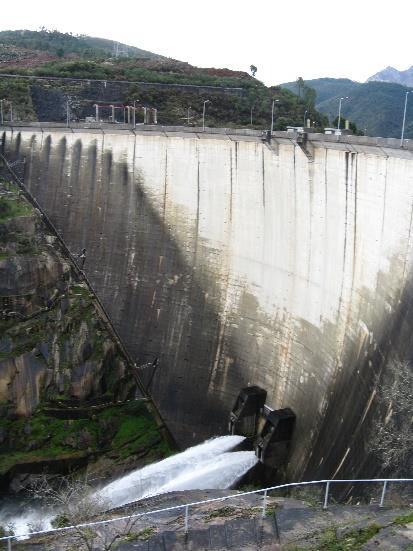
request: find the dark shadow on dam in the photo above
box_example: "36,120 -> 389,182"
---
2,134 -> 255,449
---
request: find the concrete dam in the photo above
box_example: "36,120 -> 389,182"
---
2,126 -> 413,481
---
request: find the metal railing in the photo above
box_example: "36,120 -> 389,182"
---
1,478 -> 412,548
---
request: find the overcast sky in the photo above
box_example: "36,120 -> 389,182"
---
2,0 -> 412,85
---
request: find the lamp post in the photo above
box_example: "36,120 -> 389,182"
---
337,97 -> 349,130
271,99 -> 280,134
133,99 -> 139,128
66,100 -> 70,127
0,100 -> 4,126
303,109 -> 308,127
400,91 -> 410,147
202,100 -> 210,131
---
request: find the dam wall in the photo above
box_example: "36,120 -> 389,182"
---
2,127 -> 413,480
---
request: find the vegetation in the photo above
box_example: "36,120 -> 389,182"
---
303,524 -> 381,550
332,116 -> 364,135
0,30 -> 328,129
0,195 -> 32,221
370,359 -> 413,474
0,400 -> 169,476
0,28 -> 161,60
29,474 -> 138,550
281,77 -> 413,138
0,177 -> 173,482
204,506 -> 237,522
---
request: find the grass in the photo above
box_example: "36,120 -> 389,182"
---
122,526 -> 156,542
0,401 -> 168,475
393,511 -> 413,525
0,196 -> 33,221
204,506 -> 237,523
313,524 -> 381,550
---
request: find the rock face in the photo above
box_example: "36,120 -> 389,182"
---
367,65 -> 413,86
0,174 -> 171,485
0,180 -> 132,415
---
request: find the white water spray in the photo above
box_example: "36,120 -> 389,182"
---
0,435 -> 257,537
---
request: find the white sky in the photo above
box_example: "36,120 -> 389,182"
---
2,0 -> 412,85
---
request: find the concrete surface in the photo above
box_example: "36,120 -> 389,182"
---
2,127 -> 413,480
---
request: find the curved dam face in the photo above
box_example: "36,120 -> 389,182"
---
3,127 -> 413,480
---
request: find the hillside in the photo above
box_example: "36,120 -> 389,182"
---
0,30 -> 328,131
0,28 -> 163,60
280,78 -> 413,139
368,65 -> 413,87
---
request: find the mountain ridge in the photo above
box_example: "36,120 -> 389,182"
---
280,77 -> 413,139
367,65 -> 413,87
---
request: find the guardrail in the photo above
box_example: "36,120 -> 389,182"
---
1,478 -> 412,549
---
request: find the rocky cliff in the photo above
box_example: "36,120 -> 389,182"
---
0,171 -> 171,488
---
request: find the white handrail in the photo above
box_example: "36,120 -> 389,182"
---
1,478 -> 412,545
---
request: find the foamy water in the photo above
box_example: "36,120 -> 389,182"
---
0,435 -> 257,537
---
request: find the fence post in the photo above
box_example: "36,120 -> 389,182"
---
262,489 -> 268,518
184,505 -> 189,534
323,481 -> 330,510
7,536 -> 12,551
379,480 -> 388,508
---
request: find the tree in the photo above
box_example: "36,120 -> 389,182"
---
296,77 -> 305,98
29,475 -> 140,550
303,86 -> 316,111
370,359 -> 413,474
250,65 -> 257,77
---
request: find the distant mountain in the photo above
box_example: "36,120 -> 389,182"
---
280,78 -> 413,139
281,78 -> 360,105
0,29 -> 163,60
368,66 -> 413,87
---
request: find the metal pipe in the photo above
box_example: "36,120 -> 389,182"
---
202,100 -> 210,131
379,480 -> 388,508
271,99 -> 279,134
133,100 -> 138,128
262,489 -> 268,518
337,97 -> 349,130
323,481 -> 330,509
184,505 -> 189,534
400,91 -> 410,146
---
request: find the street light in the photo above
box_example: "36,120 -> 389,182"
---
400,91 -> 410,147
303,109 -> 308,127
133,100 -> 139,128
271,99 -> 280,134
202,100 -> 210,131
337,97 -> 349,130
0,100 -> 4,126
66,100 -> 70,127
